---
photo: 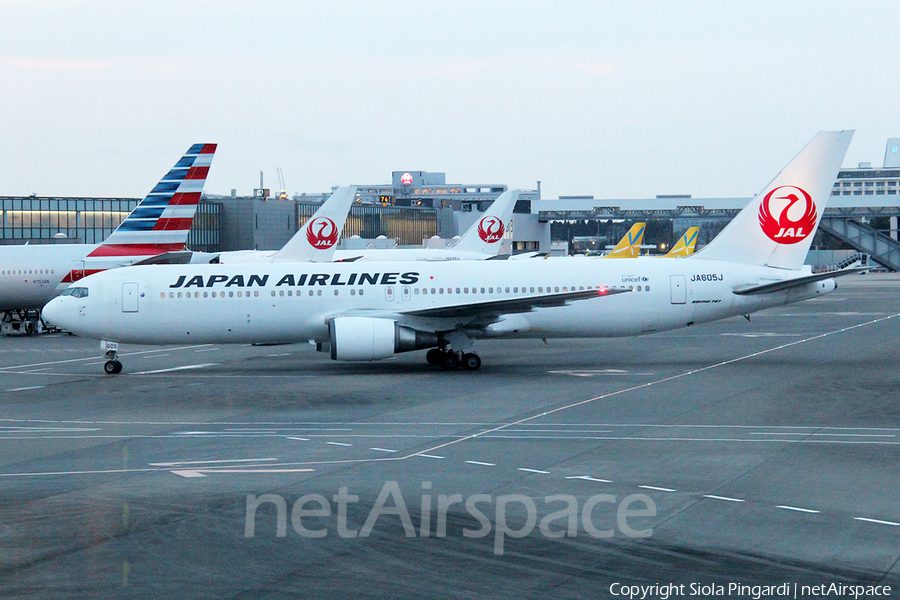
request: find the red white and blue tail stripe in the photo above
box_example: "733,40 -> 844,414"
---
87,143 -> 216,258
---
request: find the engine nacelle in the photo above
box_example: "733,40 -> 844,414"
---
328,317 -> 438,361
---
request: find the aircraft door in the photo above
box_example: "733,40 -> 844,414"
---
401,286 -> 411,301
122,282 -> 139,312
385,287 -> 395,302
669,275 -> 686,304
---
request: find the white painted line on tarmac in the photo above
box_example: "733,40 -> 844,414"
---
286,437 -> 309,441
6,386 -> 46,392
171,467 -> 315,478
142,354 -> 170,359
704,494 -> 745,503
548,369 -> 653,377
776,505 -> 820,514
639,485 -> 677,492
131,363 -> 217,375
854,517 -> 900,526
370,447 -> 398,453
150,458 -> 278,467
326,441 -> 352,447
566,475 -> 612,483
410,314 -> 900,461
0,426 -> 101,432
418,454 -> 444,459
465,461 -> 495,466
721,333 -> 801,338
172,470 -> 208,478
517,468 -> 550,474
0,344 -> 214,371
750,432 -> 895,437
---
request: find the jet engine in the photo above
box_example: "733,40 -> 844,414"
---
328,317 -> 438,361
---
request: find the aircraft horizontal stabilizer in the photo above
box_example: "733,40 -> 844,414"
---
131,251 -> 196,266
732,266 -> 866,296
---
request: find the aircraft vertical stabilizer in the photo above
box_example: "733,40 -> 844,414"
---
603,223 -> 645,258
664,227 -> 699,257
450,190 -> 520,255
692,130 -> 853,270
87,144 -> 217,259
272,186 -> 358,263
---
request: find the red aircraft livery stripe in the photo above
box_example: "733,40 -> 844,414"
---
153,218 -> 194,231
86,243 -> 185,257
167,192 -> 201,206
185,166 -> 210,180
60,268 -> 105,283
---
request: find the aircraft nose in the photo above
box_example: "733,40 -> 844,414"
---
42,297 -> 61,327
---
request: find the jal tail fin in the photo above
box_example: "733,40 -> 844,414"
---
272,186 -> 357,262
603,222 -> 645,258
692,131 -> 853,270
451,190 -> 520,255
88,143 -> 216,259
664,227 -> 699,257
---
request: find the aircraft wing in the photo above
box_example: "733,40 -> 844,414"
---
326,286 -> 629,335
732,266 -> 867,296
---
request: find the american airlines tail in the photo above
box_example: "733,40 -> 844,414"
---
692,131 -> 853,270
450,189 -> 520,255
663,227 -> 699,258
603,222 -> 645,258
272,186 -> 358,262
87,143 -> 217,260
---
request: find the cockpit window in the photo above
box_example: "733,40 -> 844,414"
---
60,287 -> 89,298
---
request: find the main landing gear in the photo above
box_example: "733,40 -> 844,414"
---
426,348 -> 481,371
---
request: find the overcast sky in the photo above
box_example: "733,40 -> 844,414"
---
2,1 -> 898,201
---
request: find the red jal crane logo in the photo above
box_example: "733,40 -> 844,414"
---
758,185 -> 817,245
306,217 -> 339,249
477,216 -> 504,243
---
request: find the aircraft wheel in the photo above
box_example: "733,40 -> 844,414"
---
24,321 -> 35,336
426,348 -> 444,366
442,353 -> 459,370
104,360 -> 123,375
462,353 -> 481,371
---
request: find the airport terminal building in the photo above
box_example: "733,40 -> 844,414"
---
0,170 -> 546,255
4,143 -> 900,268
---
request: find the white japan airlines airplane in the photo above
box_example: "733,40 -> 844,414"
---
210,189 -> 521,265
44,131 -> 855,374
0,144 -> 216,332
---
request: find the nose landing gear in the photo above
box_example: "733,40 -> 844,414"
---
102,341 -> 123,374
104,360 -> 123,375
